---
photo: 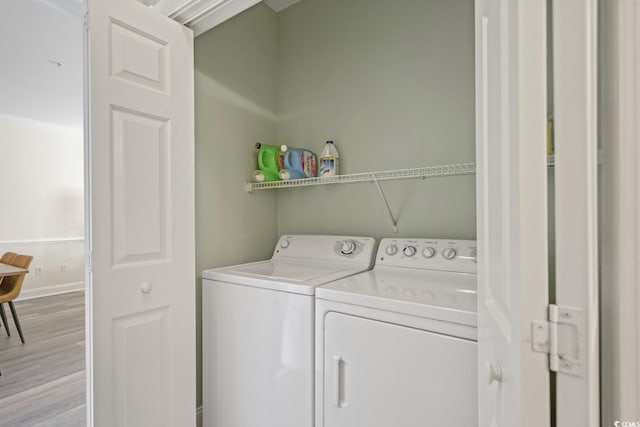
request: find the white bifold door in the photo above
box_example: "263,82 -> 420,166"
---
476,0 -> 599,426
86,0 -> 195,425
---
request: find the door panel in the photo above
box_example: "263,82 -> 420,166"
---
109,19 -> 170,92
323,312 -> 476,427
475,0 -> 550,426
87,0 -> 195,425
111,108 -> 170,265
112,308 -> 171,427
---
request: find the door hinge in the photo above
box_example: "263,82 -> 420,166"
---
86,249 -> 93,273
531,304 -> 585,377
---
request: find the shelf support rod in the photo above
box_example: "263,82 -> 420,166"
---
372,174 -> 399,233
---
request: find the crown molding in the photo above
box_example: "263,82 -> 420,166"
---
263,0 -> 302,12
154,0 -> 302,36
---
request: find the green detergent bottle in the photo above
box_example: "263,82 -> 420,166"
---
254,142 -> 283,182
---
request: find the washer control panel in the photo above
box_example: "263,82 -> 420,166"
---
377,238 -> 477,273
274,235 -> 376,266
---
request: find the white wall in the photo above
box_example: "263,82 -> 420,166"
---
0,115 -> 84,298
193,0 -> 474,406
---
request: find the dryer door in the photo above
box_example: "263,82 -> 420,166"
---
322,312 -> 476,427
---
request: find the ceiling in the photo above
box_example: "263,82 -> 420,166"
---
0,0 -> 84,130
0,0 -> 301,131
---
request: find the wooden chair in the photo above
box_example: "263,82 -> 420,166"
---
0,252 -> 16,264
0,252 -> 17,336
0,254 -> 33,343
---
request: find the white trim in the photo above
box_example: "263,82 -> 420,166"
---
0,237 -> 84,246
174,0 -> 261,36
553,0 -> 600,424
82,1 -> 94,424
263,0 -> 302,12
0,112 -> 83,135
196,406 -> 202,427
615,0 -> 640,419
17,281 -> 84,301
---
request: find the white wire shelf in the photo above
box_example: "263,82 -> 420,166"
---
245,162 -> 477,192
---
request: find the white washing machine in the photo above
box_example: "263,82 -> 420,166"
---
202,235 -> 376,427
315,238 -> 478,427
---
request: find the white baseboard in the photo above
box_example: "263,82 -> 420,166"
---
197,406 -> 202,427
18,281 -> 84,301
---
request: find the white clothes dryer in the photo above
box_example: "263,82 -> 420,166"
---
202,235 -> 376,427
315,238 -> 478,427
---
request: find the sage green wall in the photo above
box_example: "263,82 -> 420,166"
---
194,0 -> 475,407
194,3 -> 278,406
275,0 -> 476,239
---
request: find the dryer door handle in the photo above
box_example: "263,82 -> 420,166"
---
332,355 -> 344,407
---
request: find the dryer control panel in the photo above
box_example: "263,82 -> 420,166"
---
377,238 -> 477,274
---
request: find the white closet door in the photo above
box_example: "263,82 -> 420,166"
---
86,0 -> 195,425
553,0 -> 600,424
322,313 -> 476,427
475,0 -> 550,426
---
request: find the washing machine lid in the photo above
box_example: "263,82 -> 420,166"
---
202,259 -> 369,295
316,266 -> 477,327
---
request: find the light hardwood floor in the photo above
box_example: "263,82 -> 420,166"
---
0,291 -> 85,427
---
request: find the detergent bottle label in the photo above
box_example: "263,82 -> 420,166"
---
301,151 -> 317,177
320,157 -> 339,176
277,150 -> 286,170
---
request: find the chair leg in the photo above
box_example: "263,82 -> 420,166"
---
0,303 -> 10,337
8,302 -> 24,344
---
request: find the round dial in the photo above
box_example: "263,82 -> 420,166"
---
340,240 -> 357,255
385,244 -> 398,256
470,248 -> 478,263
402,245 -> 417,257
442,248 -> 458,260
280,239 -> 290,249
422,247 -> 436,259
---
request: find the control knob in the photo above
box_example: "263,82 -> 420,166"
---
280,239 -> 290,249
385,244 -> 398,256
340,240 -> 357,255
422,247 -> 436,259
443,248 -> 458,260
403,245 -> 417,257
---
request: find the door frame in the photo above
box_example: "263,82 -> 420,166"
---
552,0 -> 600,424
79,0 -> 93,424
615,3 -> 640,417
600,0 -> 640,423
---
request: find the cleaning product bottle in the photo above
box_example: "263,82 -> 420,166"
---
254,142 -> 284,182
279,145 -> 317,180
319,140 -> 339,177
